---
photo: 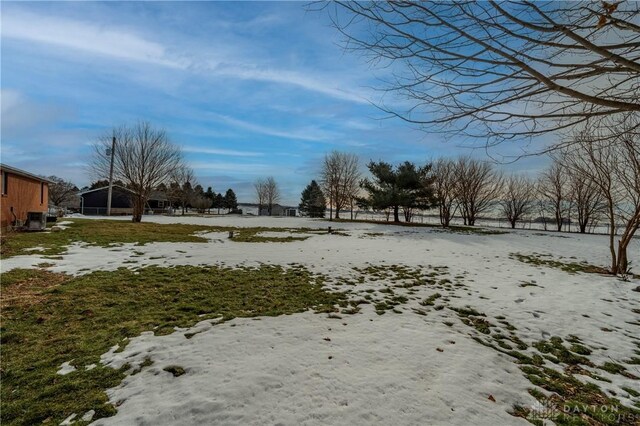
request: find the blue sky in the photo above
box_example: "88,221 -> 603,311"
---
1,1 -> 549,205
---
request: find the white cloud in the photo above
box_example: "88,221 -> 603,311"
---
1,9 -> 370,104
0,89 -> 70,139
209,113 -> 340,142
183,146 -> 264,157
190,161 -> 275,174
1,10 -> 183,68
213,64 -> 369,104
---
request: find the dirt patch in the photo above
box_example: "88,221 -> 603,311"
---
1,269 -> 70,314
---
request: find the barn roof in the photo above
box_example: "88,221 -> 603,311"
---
79,185 -> 168,201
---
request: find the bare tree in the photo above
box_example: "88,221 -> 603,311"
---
254,178 -> 267,215
264,176 -> 281,216
92,122 -> 184,222
500,175 -> 535,229
566,166 -> 605,234
454,157 -> 502,226
561,115 -> 640,274
326,2 -> 640,148
191,196 -> 212,214
168,166 -> 196,215
47,176 -> 78,209
432,158 -> 458,227
321,151 -> 360,220
537,161 -> 570,232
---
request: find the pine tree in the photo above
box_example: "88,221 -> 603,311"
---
205,186 -> 215,200
361,161 -> 436,223
214,193 -> 224,214
224,189 -> 238,212
204,187 -> 215,213
299,180 -> 327,218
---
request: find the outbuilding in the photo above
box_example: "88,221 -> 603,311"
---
0,164 -> 50,231
79,186 -> 168,215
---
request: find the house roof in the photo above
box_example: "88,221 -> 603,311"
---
149,190 -> 168,201
79,185 -> 168,201
238,203 -> 297,210
78,185 -> 133,196
0,163 -> 52,183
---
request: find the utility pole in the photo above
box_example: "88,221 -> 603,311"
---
106,136 -> 116,216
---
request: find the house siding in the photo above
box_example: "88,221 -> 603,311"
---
0,167 -> 49,231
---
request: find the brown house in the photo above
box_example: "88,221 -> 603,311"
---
0,164 -> 50,231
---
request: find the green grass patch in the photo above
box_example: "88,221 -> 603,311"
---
599,362 -> 629,376
511,253 -> 610,275
518,366 -> 640,425
163,365 -> 186,377
420,293 -> 442,306
0,219 -> 220,258
0,220 -> 329,259
532,337 -> 592,366
1,264 -> 345,425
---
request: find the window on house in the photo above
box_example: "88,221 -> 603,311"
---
41,182 -> 44,204
158,201 -> 164,208
1,172 -> 7,195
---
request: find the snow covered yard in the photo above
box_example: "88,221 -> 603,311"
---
1,216 -> 639,425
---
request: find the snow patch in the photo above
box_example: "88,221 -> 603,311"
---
56,361 -> 76,376
60,413 -> 76,425
96,311 -> 532,425
81,410 -> 95,422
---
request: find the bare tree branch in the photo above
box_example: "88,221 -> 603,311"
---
325,1 -> 640,149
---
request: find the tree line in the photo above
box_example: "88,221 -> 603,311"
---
301,129 -> 638,276
161,166 -> 237,215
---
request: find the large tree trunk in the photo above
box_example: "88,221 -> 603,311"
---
393,206 -> 400,223
607,207 -> 618,274
616,218 -> 639,274
442,214 -> 451,228
510,219 -> 516,229
617,242 -> 628,274
467,213 -> 475,226
404,208 -> 411,222
329,194 -> 333,221
132,196 -> 144,223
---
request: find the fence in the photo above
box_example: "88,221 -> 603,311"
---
80,207 -> 165,216
349,211 -> 622,236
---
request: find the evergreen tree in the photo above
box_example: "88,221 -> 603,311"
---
361,161 -> 436,223
89,179 -> 125,189
181,181 -> 194,214
205,186 -> 215,200
224,189 -> 238,212
204,186 -> 215,213
214,193 -> 224,214
299,180 -> 326,218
